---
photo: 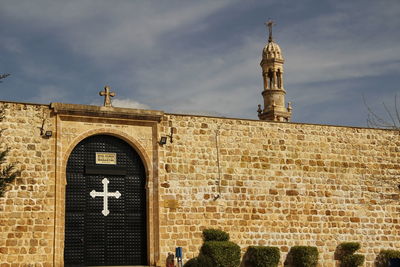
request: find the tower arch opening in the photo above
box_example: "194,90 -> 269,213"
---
277,69 -> 282,89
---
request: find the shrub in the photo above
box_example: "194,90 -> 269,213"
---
245,246 -> 280,267
290,246 -> 318,267
185,229 -> 239,267
339,242 -> 361,255
376,249 -> 400,267
197,255 -> 215,266
183,257 -> 198,267
336,242 -> 364,267
203,228 -> 230,242
201,241 -> 241,267
183,255 -> 214,267
341,254 -> 365,267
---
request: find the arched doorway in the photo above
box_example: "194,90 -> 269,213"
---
64,134 -> 147,266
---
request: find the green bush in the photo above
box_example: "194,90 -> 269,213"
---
184,257 -> 198,267
245,246 -> 280,267
185,229 -> 239,267
201,241 -> 241,267
183,255 -> 214,267
341,254 -> 365,267
339,242 -> 361,255
203,228 -> 230,242
336,242 -> 364,267
376,249 -> 400,267
290,246 -> 318,267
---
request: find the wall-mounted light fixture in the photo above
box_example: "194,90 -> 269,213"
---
159,136 -> 168,145
40,127 -> 52,138
44,131 -> 53,138
39,119 -> 52,138
158,127 -> 174,146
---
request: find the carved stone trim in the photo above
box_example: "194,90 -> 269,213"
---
50,103 -> 164,122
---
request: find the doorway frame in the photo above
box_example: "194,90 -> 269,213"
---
50,105 -> 163,266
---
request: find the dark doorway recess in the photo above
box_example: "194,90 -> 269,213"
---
64,135 -> 147,266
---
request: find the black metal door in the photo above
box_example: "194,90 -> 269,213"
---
64,135 -> 147,266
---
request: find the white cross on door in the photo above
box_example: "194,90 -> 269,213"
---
90,178 -> 121,216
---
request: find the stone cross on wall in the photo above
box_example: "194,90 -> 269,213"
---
90,178 -> 121,216
99,86 -> 116,107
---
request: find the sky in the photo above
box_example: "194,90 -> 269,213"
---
1,0 -> 399,127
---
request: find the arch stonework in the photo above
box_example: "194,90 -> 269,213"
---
53,124 -> 160,266
63,128 -> 152,179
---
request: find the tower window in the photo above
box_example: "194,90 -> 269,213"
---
277,69 -> 282,89
268,69 -> 273,89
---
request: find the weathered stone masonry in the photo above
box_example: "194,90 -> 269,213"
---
158,114 -> 400,267
0,102 -> 399,267
0,102 -> 56,266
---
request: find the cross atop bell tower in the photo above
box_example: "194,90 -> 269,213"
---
265,19 -> 275,42
258,20 -> 292,122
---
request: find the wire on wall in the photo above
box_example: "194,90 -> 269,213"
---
214,125 -> 222,200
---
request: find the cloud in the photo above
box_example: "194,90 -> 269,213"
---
1,0 -> 399,126
29,85 -> 68,104
112,99 -> 149,110
128,33 -> 262,118
1,37 -> 24,54
126,0 -> 400,120
281,2 -> 400,86
1,0 -> 237,63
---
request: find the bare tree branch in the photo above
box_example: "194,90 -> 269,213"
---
363,94 -> 400,129
395,94 -> 400,125
0,74 -> 10,82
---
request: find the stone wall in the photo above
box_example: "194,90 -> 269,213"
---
0,102 -> 55,267
0,102 -> 399,267
158,114 -> 400,267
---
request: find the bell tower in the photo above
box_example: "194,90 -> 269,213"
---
258,20 -> 292,122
